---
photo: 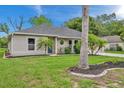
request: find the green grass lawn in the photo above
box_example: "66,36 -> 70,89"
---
0,49 -> 124,88
105,50 -> 124,54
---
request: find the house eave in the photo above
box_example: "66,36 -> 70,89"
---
12,32 -> 81,39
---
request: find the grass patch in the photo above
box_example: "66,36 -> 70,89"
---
105,50 -> 124,54
0,53 -> 124,87
79,79 -> 96,88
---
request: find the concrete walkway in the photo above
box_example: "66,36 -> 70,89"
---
98,53 -> 124,58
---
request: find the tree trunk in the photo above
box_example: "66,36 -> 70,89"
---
79,5 -> 89,69
95,46 -> 101,55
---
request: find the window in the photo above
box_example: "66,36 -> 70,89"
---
69,40 -> 72,45
28,38 -> 35,50
68,40 -> 72,48
60,39 -> 64,45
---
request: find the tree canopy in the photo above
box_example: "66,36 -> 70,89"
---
64,13 -> 124,37
96,13 -> 116,24
30,15 -> 52,26
64,17 -> 82,31
96,13 -> 124,36
0,23 -> 9,34
74,34 -> 107,55
64,16 -> 106,36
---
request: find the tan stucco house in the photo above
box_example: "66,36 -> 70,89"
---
8,24 -> 123,57
102,35 -> 124,51
8,24 -> 81,56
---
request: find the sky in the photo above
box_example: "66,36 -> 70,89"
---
0,5 -> 123,35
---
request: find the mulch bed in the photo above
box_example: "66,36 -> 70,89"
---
69,62 -> 124,75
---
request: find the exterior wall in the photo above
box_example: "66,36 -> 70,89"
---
10,35 -> 54,56
8,39 -> 11,53
57,38 -> 69,53
104,42 -> 124,51
10,34 -> 77,56
57,38 -> 75,54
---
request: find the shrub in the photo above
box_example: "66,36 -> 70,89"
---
120,32 -> 124,41
109,44 -> 123,51
116,44 -> 123,51
0,51 -> 4,58
64,47 -> 71,54
0,48 -> 6,58
74,40 -> 81,54
110,47 -> 116,51
0,37 -> 8,48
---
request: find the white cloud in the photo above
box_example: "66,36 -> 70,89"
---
116,5 -> 124,19
32,5 -> 43,16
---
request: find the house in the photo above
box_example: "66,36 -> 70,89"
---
9,24 -> 123,57
8,24 -> 81,56
102,35 -> 124,51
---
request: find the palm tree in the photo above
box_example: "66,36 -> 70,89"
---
79,5 -> 89,69
37,37 -> 53,54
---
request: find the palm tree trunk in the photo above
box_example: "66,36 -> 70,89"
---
95,46 -> 101,55
79,5 -> 89,69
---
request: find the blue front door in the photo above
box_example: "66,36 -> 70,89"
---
48,47 -> 52,53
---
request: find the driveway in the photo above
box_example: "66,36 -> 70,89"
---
98,53 -> 124,58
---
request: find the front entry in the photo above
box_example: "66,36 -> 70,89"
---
48,47 -> 52,53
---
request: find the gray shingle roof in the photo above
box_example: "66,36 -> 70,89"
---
14,24 -> 81,39
102,35 -> 122,43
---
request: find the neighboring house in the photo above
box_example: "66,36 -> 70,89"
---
8,24 -> 81,56
102,35 -> 124,51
